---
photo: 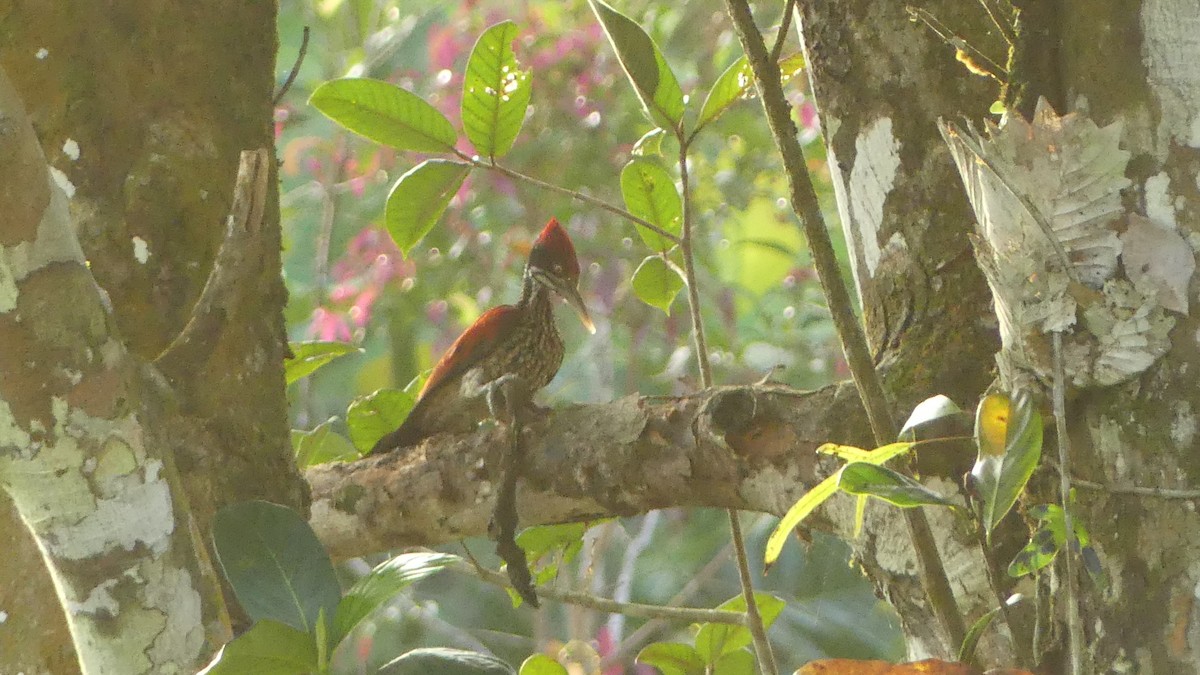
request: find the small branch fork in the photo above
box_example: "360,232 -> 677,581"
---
156,148 -> 272,374
721,0 -> 967,651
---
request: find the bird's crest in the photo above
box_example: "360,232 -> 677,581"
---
528,217 -> 581,281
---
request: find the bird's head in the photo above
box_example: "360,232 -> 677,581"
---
528,217 -> 595,334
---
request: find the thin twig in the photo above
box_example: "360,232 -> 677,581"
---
977,0 -> 1017,47
273,26 -> 310,105
600,543 -> 735,670
454,562 -> 746,625
722,0 -> 967,651
906,6 -> 1007,81
1052,332 -> 1083,675
1070,477 -> 1200,499
769,0 -> 798,64
155,148 -> 270,373
677,117 -> 776,670
453,150 -> 682,245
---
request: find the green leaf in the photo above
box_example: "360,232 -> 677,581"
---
764,473 -> 839,571
631,128 -> 665,157
971,391 -> 1044,540
385,159 -> 471,256
838,463 -> 960,510
697,57 -> 751,131
620,158 -> 681,250
517,521 -> 608,564
347,388 -> 417,453
765,442 -> 915,569
631,255 -> 685,314
197,620 -> 319,675
285,341 -> 362,385
694,593 -> 785,664
1007,504 -> 1103,587
212,501 -> 341,636
696,53 -> 805,133
462,21 -> 532,160
897,394 -> 963,441
957,594 -> 1020,663
518,654 -> 568,675
380,648 -> 516,675
636,642 -> 705,675
588,0 -> 685,130
293,418 -> 359,467
333,551 -> 458,647
309,78 -> 458,152
713,649 -> 756,675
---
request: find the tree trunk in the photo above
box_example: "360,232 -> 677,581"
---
795,0 -> 1200,670
0,2 -> 304,672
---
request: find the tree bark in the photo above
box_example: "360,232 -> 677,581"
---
0,2 -> 303,672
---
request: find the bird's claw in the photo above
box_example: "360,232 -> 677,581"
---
484,373 -> 530,424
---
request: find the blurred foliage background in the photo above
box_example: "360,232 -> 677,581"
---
276,0 -> 904,671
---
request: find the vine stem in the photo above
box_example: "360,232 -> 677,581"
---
451,149 -> 682,245
676,130 -> 777,673
721,0 -> 966,651
1052,332 -> 1083,675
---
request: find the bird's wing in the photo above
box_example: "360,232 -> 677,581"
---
418,304 -> 521,400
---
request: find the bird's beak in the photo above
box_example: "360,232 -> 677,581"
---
559,284 -> 596,334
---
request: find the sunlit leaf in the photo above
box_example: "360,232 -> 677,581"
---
767,442 -> 916,568
518,654 -> 568,675
285,341 -> 362,385
636,642 -> 705,675
696,53 -> 805,133
898,394 -> 963,441
621,158 -> 681,250
632,128 -> 666,157
197,619 -> 318,675
385,159 -> 471,256
694,593 -> 785,665
213,501 -> 341,636
381,648 -> 515,675
712,649 -> 755,675
588,0 -> 685,129
293,418 -> 359,467
333,552 -> 458,647
971,391 -> 1043,540
310,78 -> 457,152
838,463 -> 960,510
462,21 -> 531,160
957,594 -> 1021,663
632,255 -> 685,314
347,388 -> 417,453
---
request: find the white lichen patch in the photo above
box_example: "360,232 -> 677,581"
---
67,578 -> 120,617
145,563 -> 205,666
35,47 -> 48,60
1141,0 -> 1200,152
1172,401 -> 1197,449
131,236 -> 150,264
940,101 -> 1180,388
1120,214 -> 1195,314
49,166 -> 75,199
62,138 -> 80,161
848,117 -> 902,279
1144,172 -> 1177,230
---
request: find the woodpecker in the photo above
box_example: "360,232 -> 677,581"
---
371,217 -> 594,454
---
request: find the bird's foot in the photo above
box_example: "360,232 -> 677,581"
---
483,374 -> 531,425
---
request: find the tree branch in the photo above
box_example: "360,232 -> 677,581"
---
720,0 -> 966,651
155,148 -> 272,374
307,384 -> 871,560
